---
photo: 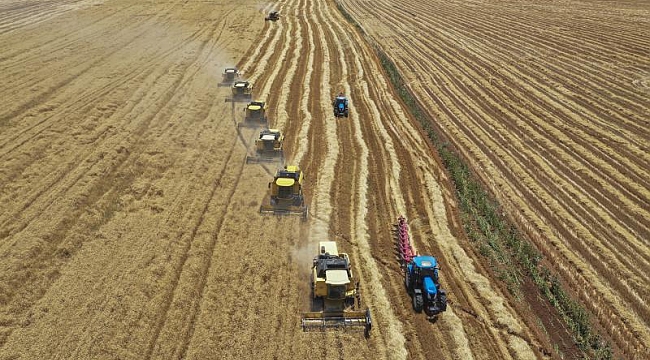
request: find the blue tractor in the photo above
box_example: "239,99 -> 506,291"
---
333,94 -> 349,118
405,256 -> 447,318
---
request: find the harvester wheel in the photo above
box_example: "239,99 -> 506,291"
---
413,293 -> 423,313
364,309 -> 372,338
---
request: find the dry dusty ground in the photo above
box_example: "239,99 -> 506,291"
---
339,0 -> 649,358
0,0 -> 645,359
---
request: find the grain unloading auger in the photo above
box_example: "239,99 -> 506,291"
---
395,216 -> 447,319
301,241 -> 372,337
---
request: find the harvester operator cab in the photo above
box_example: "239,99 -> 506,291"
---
313,242 -> 354,301
232,81 -> 251,94
219,67 -> 241,87
412,259 -> 439,285
260,133 -> 277,151
326,271 -> 349,300
333,93 -> 349,118
277,166 -> 302,182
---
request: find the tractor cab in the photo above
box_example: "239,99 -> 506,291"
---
410,256 -> 440,294
333,94 -> 349,117
406,255 -> 447,317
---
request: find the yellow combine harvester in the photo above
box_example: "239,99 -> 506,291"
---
259,165 -> 308,220
218,67 -> 240,87
225,80 -> 253,102
238,101 -> 268,128
246,129 -> 284,164
302,241 -> 372,337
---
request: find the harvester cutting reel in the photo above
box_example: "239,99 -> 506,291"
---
259,204 -> 309,221
245,152 -> 284,164
301,308 -> 372,338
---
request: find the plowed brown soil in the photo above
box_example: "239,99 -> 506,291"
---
338,0 -> 649,358
1,0 -> 646,359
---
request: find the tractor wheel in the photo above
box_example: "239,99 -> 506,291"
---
413,294 -> 424,313
439,291 -> 447,311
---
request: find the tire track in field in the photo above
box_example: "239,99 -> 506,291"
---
239,1 -> 290,82
306,0 -> 338,243
0,9 -> 237,352
165,0 -> 329,357
140,18 -> 281,360
290,0 -> 316,165
389,1 -> 650,241
327,1 -> 528,357
143,112 -> 243,360
272,2 -> 304,132
0,3 -> 207,155
0,1 -> 189,125
326,1 -> 541,358
394,0 -> 648,332
354,0 -> 648,225
357,0 -> 649,245
340,0 -> 648,354
0,3 -> 136,76
315,6 -> 409,359
382,16 -> 650,297
313,0 -> 427,357
0,0 -> 90,34
144,0 -> 306,356
0,11 -> 235,244
0,44 -> 202,245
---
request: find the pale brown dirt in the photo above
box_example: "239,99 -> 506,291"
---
1,0 -> 644,359
338,0 -> 650,358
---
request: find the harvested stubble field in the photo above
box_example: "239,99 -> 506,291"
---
0,0 -> 647,359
